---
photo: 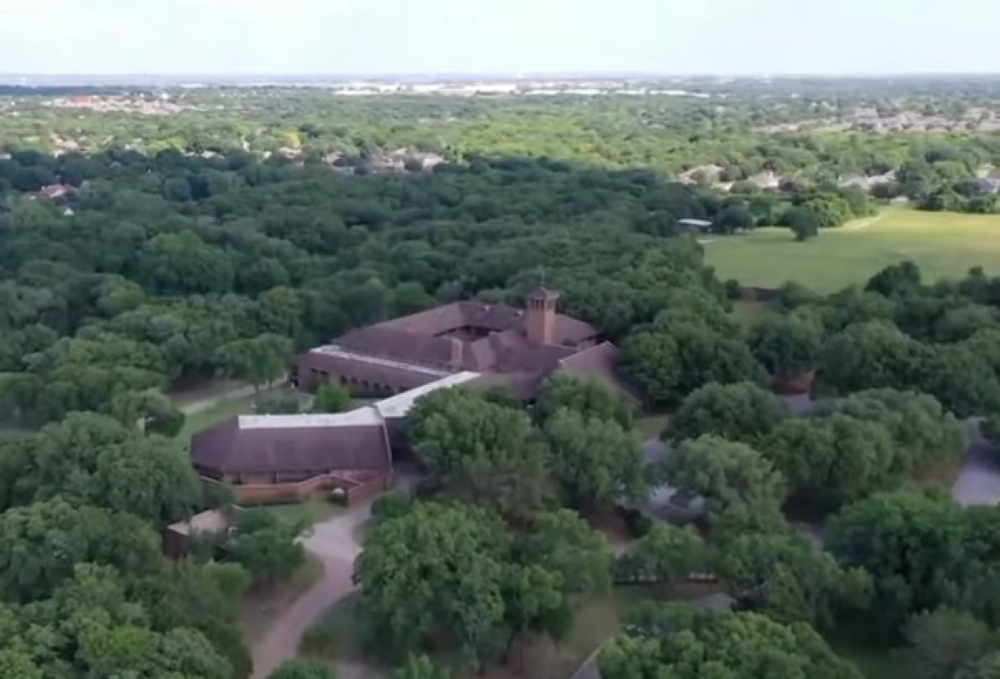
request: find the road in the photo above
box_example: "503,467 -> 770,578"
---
950,420 -> 1000,506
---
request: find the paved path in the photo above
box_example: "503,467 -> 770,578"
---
951,421 -> 1000,506
250,500 -> 372,678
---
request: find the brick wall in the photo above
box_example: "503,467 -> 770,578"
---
217,471 -> 390,506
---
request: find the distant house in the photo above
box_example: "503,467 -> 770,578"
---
974,177 -> 1000,194
27,183 -> 75,201
677,218 -> 713,234
747,171 -> 781,190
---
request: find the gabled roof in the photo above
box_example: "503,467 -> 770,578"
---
191,407 -> 391,476
555,341 -> 641,403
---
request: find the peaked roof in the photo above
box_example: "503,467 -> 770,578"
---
191,408 -> 391,476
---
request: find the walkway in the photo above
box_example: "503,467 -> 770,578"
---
250,499 -> 372,678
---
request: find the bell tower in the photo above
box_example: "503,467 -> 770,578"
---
525,287 -> 559,345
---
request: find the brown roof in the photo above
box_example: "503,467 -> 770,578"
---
554,341 -> 641,403
190,415 -> 392,476
326,294 -> 597,375
294,349 -> 449,391
467,372 -> 547,401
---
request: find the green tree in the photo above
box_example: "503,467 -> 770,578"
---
599,602 -> 862,679
214,333 -> 294,391
714,532 -> 871,628
664,381 -> 789,446
269,660 -> 337,679
407,388 -> 550,521
762,414 -> 898,507
750,310 -> 825,379
959,653 -> 1000,679
354,502 -> 509,669
827,490 -> 969,635
542,408 -> 648,508
229,509 -> 306,585
313,382 -> 352,413
659,435 -> 787,530
255,388 -> 303,414
616,524 -> 706,590
786,205 -> 820,242
534,374 -> 633,428
903,608 -> 996,679
390,656 -> 451,679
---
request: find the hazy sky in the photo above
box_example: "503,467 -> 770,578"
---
2,0 -> 998,76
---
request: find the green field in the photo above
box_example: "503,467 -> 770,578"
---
705,208 -> 1000,292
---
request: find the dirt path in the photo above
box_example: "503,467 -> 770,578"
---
249,499 -> 372,678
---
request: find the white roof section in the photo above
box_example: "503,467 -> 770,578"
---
238,406 -> 384,430
374,371 -> 482,418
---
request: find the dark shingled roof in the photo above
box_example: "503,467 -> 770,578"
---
555,341 -> 642,403
191,415 -> 392,476
317,293 -> 599,375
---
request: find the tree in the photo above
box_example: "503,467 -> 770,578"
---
390,656 -> 451,679
715,204 -> 755,234
659,436 -> 787,532
107,388 -> 186,437
664,381 -> 789,446
750,310 -> 825,379
903,608 -> 996,679
762,414 -> 898,507
616,524 -> 706,590
407,388 -> 550,521
0,499 -> 163,602
621,322 -> 767,408
254,388 -> 303,414
214,333 -> 294,391
534,374 -> 633,429
229,509 -> 306,585
313,382 -> 352,413
815,321 -> 922,397
269,660 -> 337,679
354,502 -> 509,669
542,408 -> 648,508
714,532 -> 870,628
827,490 -> 969,635
599,602 -> 862,679
514,509 -> 612,595
2,412 -> 201,524
786,205 -> 820,242
959,653 -> 1000,679
816,389 -> 967,475
984,414 -> 1000,448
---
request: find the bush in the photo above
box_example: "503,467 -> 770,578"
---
618,507 -> 653,538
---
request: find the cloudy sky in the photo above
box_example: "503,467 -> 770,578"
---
2,0 -> 998,75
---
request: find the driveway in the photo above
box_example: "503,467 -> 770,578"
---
250,471 -> 422,678
951,421 -> 1000,506
250,502 -> 370,678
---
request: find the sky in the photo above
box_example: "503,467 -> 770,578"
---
2,0 -> 999,76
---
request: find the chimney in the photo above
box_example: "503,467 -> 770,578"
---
449,337 -> 465,370
525,287 -> 558,345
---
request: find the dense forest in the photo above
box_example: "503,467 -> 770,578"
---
1,82 -> 1000,678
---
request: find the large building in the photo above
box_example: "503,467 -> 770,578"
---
290,287 -> 626,400
191,289 -> 634,505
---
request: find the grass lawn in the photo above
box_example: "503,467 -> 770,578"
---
174,394 -> 259,444
705,208 -> 1000,292
250,499 -> 345,529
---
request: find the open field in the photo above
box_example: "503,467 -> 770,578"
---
705,208 -> 1000,292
